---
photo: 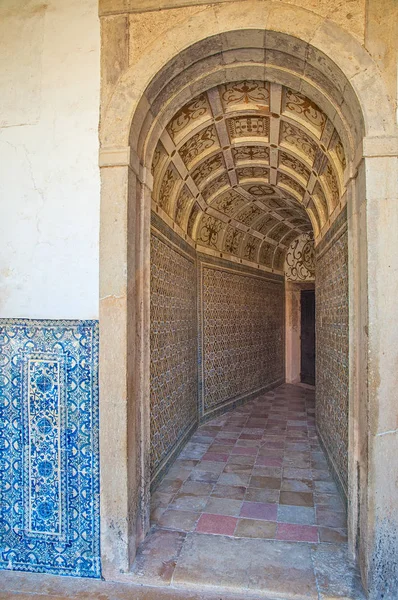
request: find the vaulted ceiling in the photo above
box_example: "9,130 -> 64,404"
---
151,81 -> 346,273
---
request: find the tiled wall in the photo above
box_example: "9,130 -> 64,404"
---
315,210 -> 349,495
0,319 -> 100,578
199,258 -> 285,417
150,223 -> 198,481
150,216 -> 285,481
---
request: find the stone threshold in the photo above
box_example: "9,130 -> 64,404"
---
0,563 -> 364,600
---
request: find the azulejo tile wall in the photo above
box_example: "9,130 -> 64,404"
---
0,319 -> 100,578
150,225 -> 198,481
199,258 -> 285,417
315,210 -> 349,495
150,216 -> 286,482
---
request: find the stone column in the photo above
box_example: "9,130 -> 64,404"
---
99,147 -> 151,578
285,282 -> 301,384
361,137 -> 398,598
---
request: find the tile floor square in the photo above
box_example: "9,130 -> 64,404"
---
195,513 -> 238,535
240,501 -> 278,521
276,523 -> 319,542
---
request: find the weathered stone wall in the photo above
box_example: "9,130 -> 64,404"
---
199,257 -> 285,418
150,218 -> 198,481
315,209 -> 349,495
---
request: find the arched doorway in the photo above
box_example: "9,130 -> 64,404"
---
99,8 -> 397,597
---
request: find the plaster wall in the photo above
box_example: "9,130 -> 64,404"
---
0,0 -> 100,319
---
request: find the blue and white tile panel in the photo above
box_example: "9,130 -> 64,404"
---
0,319 -> 100,578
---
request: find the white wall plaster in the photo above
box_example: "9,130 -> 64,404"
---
0,0 -> 100,319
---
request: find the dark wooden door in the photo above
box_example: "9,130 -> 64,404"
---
301,290 -> 315,385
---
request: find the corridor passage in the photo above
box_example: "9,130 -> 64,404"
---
130,384 -> 364,599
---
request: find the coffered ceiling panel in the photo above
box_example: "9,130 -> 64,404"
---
151,80 -> 346,273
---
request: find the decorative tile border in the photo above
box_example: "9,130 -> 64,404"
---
0,319 -> 100,578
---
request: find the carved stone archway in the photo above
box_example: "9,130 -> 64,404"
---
99,5 -> 398,596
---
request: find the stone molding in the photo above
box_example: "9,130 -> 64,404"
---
99,0 -> 234,15
99,146 -> 154,189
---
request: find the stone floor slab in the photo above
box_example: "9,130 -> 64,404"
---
311,543 -> 366,599
172,533 -> 318,598
130,528 -> 186,585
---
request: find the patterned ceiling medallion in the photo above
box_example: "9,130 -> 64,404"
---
236,166 -> 269,182
201,172 -> 230,202
267,222 -> 292,243
227,116 -> 270,139
280,121 -> 317,163
179,125 -> 219,168
191,153 -> 225,188
243,235 -> 261,261
221,81 -> 270,109
166,94 -> 210,141
235,204 -> 263,227
210,190 -> 247,217
197,214 -> 224,249
259,241 -> 275,266
245,184 -> 275,197
232,145 -> 270,163
158,165 -> 181,214
284,89 -> 327,137
285,233 -> 315,281
277,172 -> 305,200
279,151 -> 311,183
223,226 -> 244,255
175,185 -> 195,228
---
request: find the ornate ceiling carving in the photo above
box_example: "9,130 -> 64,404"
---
151,80 -> 346,273
285,233 -> 315,282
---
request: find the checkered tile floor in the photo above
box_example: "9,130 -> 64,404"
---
150,383 -> 346,543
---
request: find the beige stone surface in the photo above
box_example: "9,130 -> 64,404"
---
0,570 -> 262,600
173,533 -> 318,597
99,0 -> 367,44
365,0 -> 398,116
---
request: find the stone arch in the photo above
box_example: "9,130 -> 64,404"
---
100,4 -> 395,151
99,6 -> 398,597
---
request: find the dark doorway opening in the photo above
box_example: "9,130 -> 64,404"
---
301,289 -> 315,385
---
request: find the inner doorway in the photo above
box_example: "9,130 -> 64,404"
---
301,290 -> 315,386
